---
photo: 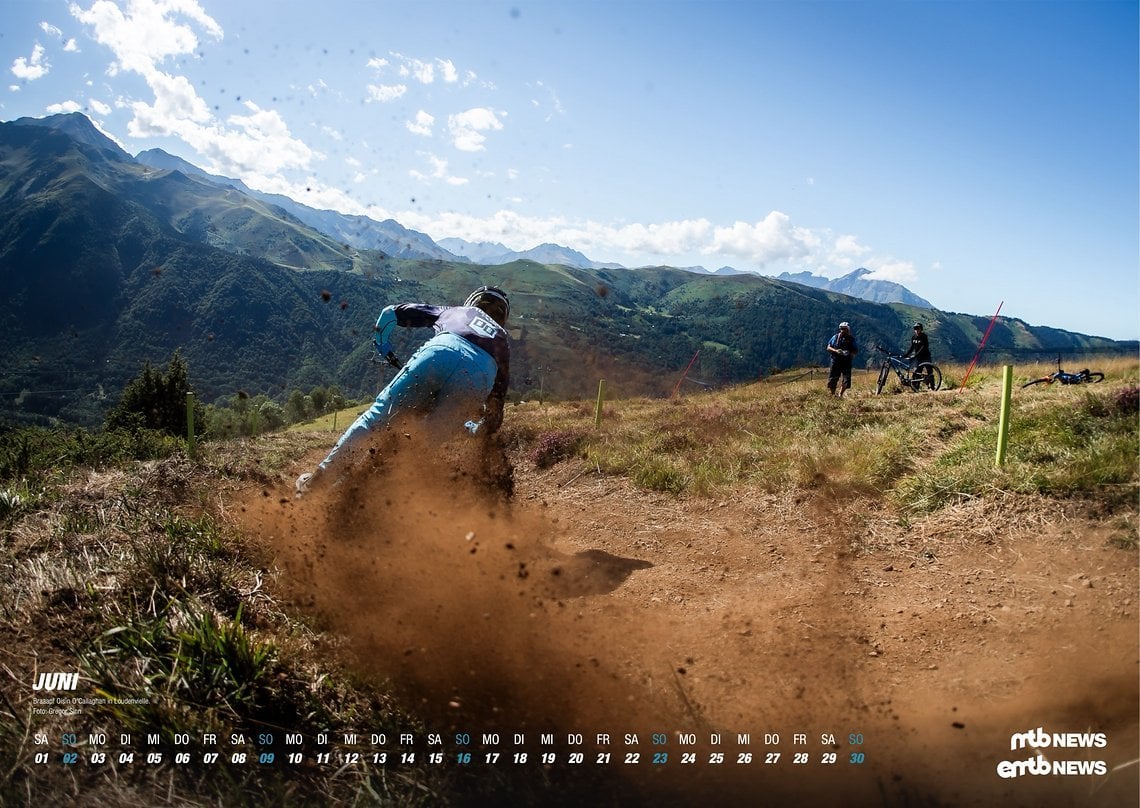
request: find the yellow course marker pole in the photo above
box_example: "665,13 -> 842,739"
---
995,365 -> 1013,466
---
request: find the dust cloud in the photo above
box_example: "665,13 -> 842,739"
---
239,425 -> 669,736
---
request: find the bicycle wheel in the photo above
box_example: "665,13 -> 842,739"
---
1022,377 -> 1052,388
876,363 -> 890,395
915,363 -> 942,391
1084,372 -> 1105,383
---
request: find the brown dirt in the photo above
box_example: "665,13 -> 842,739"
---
235,429 -> 1139,808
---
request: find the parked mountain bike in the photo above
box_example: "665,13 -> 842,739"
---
1021,360 -> 1104,388
874,345 -> 942,394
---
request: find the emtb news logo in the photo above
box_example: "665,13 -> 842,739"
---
997,727 -> 1108,778
31,672 -> 79,692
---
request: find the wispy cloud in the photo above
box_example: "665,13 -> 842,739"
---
367,83 -> 406,103
369,53 -> 474,87
409,152 -> 468,186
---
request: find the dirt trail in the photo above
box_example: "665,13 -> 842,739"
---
236,431 -> 1138,807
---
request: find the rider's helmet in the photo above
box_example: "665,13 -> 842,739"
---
838,321 -> 850,331
913,323 -> 924,331
464,286 -> 510,326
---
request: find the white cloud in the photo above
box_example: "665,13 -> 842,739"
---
11,44 -> 50,80
253,173 -> 375,219
438,59 -> 458,83
89,98 -> 112,115
70,0 -> 318,184
610,219 -> 715,257
399,56 -> 434,83
46,99 -> 82,114
406,110 -> 434,137
448,108 -> 503,152
863,259 -> 918,284
70,0 -> 222,77
40,22 -> 63,37
213,102 -> 320,174
393,207 -> 907,280
367,83 -> 406,102
64,38 -> 80,52
126,70 -> 212,131
706,212 -> 817,266
833,234 -> 868,258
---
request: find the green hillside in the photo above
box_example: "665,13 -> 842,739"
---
0,115 -> 1132,429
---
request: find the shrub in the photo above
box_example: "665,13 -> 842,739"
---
528,428 -> 589,468
1114,385 -> 1139,415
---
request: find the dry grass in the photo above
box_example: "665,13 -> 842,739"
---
503,357 -> 1139,515
0,354 -> 1134,804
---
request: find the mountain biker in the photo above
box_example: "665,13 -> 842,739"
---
901,323 -> 932,365
296,285 -> 511,494
825,321 -> 859,397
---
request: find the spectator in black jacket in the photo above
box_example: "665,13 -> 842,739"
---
901,323 -> 931,365
825,321 -> 859,397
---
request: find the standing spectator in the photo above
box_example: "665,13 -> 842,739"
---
901,322 -> 932,365
825,321 -> 859,397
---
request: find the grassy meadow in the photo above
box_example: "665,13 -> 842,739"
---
0,354 -> 1135,804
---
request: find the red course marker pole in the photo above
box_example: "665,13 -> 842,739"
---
959,301 -> 1003,393
671,350 -> 701,398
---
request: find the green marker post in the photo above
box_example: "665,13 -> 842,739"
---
186,391 -> 196,459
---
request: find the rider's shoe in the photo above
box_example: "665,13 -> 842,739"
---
295,471 -> 319,497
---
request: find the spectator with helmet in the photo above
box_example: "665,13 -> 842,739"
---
825,321 -> 859,397
901,322 -> 932,365
296,285 -> 511,494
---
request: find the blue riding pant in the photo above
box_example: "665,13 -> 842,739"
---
318,332 -> 497,472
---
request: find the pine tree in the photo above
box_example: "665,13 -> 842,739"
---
105,350 -> 202,437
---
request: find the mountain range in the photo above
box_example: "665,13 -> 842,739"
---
133,140 -> 925,302
776,269 -> 934,308
1,112 -> 1132,428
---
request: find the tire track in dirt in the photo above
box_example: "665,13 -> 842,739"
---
235,435 -> 1138,807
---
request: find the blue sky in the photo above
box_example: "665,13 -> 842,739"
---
3,0 -> 1137,340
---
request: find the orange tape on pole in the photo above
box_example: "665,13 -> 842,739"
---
959,301 -> 1003,392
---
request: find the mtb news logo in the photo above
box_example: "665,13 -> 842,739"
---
996,727 -> 1108,778
31,672 -> 80,692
